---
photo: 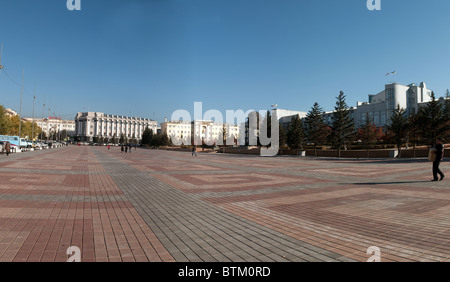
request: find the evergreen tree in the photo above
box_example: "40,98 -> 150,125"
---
444,89 -> 450,120
141,127 -> 153,146
331,91 -> 354,157
387,105 -> 407,157
305,102 -> 330,156
286,114 -> 305,150
357,113 -> 383,158
407,112 -> 421,158
416,91 -> 448,145
278,121 -> 287,152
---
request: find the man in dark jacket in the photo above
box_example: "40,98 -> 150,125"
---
432,138 -> 445,181
5,142 -> 11,156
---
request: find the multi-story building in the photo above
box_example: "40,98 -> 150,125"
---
161,119 -> 240,146
74,112 -> 157,142
23,117 -> 76,139
277,82 -> 434,130
351,82 -> 433,128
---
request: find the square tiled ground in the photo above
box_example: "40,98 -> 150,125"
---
0,146 -> 449,262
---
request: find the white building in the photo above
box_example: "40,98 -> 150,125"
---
74,112 -> 157,142
353,82 -> 432,127
268,82 -> 434,132
273,108 -> 308,128
23,117 -> 76,139
161,119 -> 240,146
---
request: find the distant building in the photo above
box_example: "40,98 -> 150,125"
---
351,82 -> 432,128
161,119 -> 240,146
74,112 -> 157,142
272,108 -> 308,129
23,117 -> 76,138
4,108 -> 18,117
277,82 -> 434,130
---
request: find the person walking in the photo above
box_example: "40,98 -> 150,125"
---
5,142 -> 11,156
432,138 -> 445,181
121,144 -> 124,153
125,146 -> 128,153
129,144 -> 132,154
192,145 -> 197,156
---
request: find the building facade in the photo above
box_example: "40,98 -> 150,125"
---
32,117 -> 76,139
351,82 -> 432,128
161,119 -> 240,146
74,112 -> 157,142
277,82 -> 433,130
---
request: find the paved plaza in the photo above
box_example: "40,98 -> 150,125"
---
0,145 -> 449,262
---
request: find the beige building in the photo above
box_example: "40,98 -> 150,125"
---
161,119 -> 240,146
22,117 -> 76,138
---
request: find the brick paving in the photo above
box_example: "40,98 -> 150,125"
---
0,146 -> 449,262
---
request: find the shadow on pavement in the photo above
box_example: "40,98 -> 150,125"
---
344,180 -> 433,185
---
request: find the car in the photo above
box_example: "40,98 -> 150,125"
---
0,141 -> 4,154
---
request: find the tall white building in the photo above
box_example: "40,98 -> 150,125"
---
74,112 -> 157,142
353,82 -> 432,127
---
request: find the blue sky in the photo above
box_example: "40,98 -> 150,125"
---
1,0 -> 450,124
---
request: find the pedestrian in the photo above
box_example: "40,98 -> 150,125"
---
129,144 -> 132,153
432,138 -> 445,181
125,146 -> 128,153
121,144 -> 124,153
5,142 -> 11,156
192,145 -> 197,156
108,145 -> 110,150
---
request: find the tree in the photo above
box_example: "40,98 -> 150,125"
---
407,113 -> 421,158
141,127 -> 153,146
444,89 -> 450,120
357,113 -> 384,158
278,121 -> 287,154
119,133 -> 125,144
305,102 -> 330,156
287,114 -> 305,150
387,105 -> 407,157
0,105 -> 12,135
416,91 -> 449,145
330,91 -> 354,157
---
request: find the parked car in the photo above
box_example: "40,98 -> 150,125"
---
0,141 -> 4,154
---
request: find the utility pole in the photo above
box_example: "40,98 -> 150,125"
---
18,69 -> 24,140
41,93 -> 46,141
0,43 -> 4,73
32,83 -> 36,143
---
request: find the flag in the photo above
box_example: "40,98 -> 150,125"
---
271,104 -> 278,108
386,71 -> 396,76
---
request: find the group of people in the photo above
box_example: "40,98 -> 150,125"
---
120,144 -> 135,154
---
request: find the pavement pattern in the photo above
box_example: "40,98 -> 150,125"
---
0,145 -> 449,262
